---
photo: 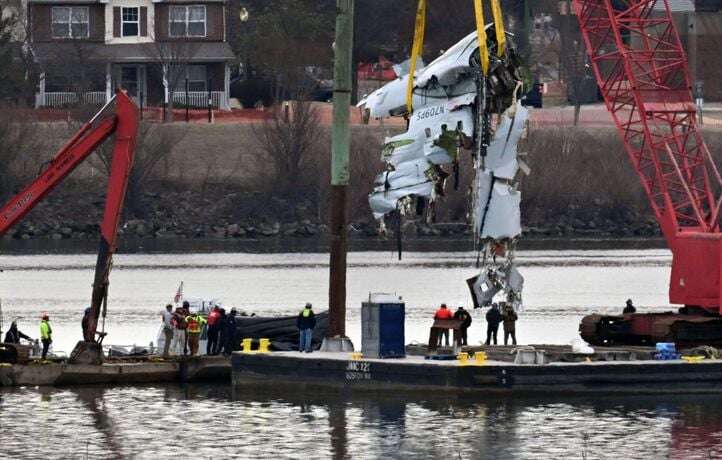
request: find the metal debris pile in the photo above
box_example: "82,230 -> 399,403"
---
358,25 -> 529,312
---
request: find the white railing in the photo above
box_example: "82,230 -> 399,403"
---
84,91 -> 107,105
41,91 -> 107,107
172,91 -> 225,109
42,92 -> 77,107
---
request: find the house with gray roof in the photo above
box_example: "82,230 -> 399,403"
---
28,0 -> 235,109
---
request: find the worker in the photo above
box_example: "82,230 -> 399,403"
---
502,303 -> 518,346
453,306 -> 472,346
434,303 -> 453,347
173,302 -> 190,356
296,303 -> 316,353
218,308 -> 228,355
82,307 -> 92,342
623,299 -> 636,314
161,304 -> 174,358
39,314 -> 52,360
4,320 -> 32,344
206,305 -> 221,355
223,308 -> 238,356
184,310 -> 207,356
485,304 -> 502,346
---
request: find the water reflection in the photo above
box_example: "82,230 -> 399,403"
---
3,385 -> 722,458
73,387 -> 124,460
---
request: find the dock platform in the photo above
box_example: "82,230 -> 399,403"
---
0,355 -> 230,387
232,351 -> 722,394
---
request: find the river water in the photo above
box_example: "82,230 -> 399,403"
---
2,384 -> 722,459
0,248 -> 674,354
3,247 -> 722,459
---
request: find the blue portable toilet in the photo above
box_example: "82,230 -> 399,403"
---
362,293 -> 405,359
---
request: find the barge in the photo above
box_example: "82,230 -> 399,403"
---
0,355 -> 230,387
231,351 -> 722,395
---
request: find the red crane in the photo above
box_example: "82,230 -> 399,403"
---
0,90 -> 138,361
572,0 -> 722,345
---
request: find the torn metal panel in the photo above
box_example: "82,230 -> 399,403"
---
381,97 -> 474,167
415,31 -> 481,88
357,73 -> 449,119
471,100 -> 528,240
382,135 -> 425,166
507,265 -> 524,294
369,182 -> 432,219
374,158 -> 435,189
472,172 -> 523,240
392,57 -> 425,78
466,271 -> 502,308
467,258 -> 524,310
481,185 -> 521,240
369,158 -> 437,218
483,101 -> 529,178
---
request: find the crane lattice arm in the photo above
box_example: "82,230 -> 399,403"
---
572,0 -> 722,310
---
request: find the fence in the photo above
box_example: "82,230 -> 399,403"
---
172,91 -> 225,109
41,91 -> 108,108
39,90 -> 229,110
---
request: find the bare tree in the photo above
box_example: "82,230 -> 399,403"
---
564,37 -> 592,126
144,40 -> 201,122
0,108 -> 41,202
0,0 -> 38,105
253,96 -> 322,195
91,122 -> 187,217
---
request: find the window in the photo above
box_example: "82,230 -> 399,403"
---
174,65 -> 207,91
169,5 -> 206,38
122,7 -> 139,37
51,7 -> 89,39
121,66 -> 139,97
187,65 -> 207,91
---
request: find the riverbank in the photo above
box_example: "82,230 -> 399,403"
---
2,123 -> 692,245
1,186 -> 661,243
0,235 -> 667,254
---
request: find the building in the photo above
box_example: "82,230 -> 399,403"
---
528,0 -> 722,102
654,0 -> 722,101
27,0 -> 235,109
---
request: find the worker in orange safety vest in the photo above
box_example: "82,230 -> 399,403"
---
434,303 -> 453,347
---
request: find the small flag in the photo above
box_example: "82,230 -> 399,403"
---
173,281 -> 184,304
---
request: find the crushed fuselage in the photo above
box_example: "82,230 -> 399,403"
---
358,26 -> 529,312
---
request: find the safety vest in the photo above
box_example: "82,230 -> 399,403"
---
40,320 -> 52,340
302,308 -> 311,318
185,314 -> 206,334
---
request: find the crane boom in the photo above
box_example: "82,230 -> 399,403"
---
0,90 -> 138,356
572,0 -> 722,311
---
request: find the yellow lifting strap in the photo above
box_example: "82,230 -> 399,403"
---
491,0 -> 506,57
406,0 -> 505,114
473,0 -> 490,76
406,0 -> 427,114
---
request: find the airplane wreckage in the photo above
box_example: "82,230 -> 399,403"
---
358,7 -> 529,312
